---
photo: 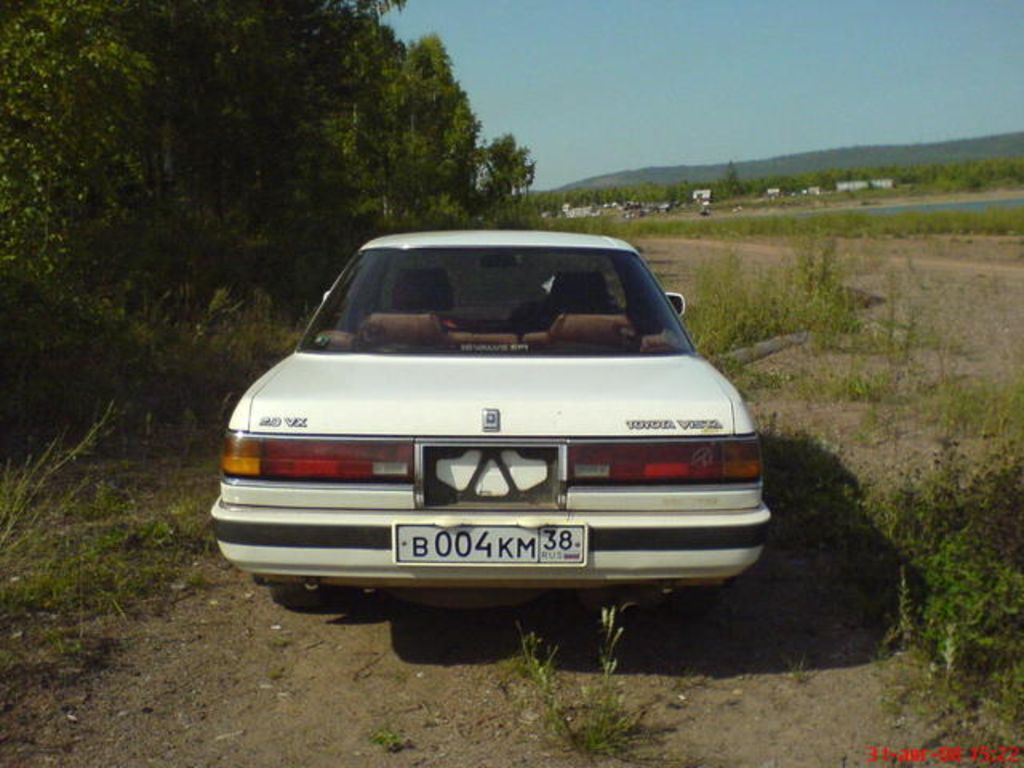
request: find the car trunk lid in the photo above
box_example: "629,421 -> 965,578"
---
237,352 -> 742,437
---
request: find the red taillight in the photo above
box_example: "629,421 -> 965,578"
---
569,437 -> 761,485
221,434 -> 413,482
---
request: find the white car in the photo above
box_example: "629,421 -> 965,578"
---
212,231 -> 769,610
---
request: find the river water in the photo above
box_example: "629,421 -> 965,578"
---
849,196 -> 1024,216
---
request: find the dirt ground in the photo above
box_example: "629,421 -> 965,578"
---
4,234 -> 1023,768
643,234 -> 1024,481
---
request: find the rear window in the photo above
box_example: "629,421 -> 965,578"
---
299,246 -> 693,356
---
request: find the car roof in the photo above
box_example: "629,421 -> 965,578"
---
360,230 -> 637,252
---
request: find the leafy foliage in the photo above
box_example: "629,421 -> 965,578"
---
873,447 -> 1024,727
685,239 -> 858,358
0,1 -> 534,449
765,426 -> 1024,731
0,0 -> 150,272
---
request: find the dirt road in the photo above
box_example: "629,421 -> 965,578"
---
10,553 -> 934,768
7,235 -> 1022,767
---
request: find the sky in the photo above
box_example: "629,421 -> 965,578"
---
383,1 -> 1024,190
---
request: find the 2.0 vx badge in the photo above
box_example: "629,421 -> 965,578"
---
258,416 -> 308,428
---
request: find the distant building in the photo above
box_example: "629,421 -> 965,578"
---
561,203 -> 600,219
805,186 -> 822,196
836,180 -> 869,192
870,178 -> 894,189
692,189 -> 712,202
765,187 -> 781,199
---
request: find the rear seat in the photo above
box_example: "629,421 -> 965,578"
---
524,313 -> 636,348
356,312 -> 640,351
357,313 -> 448,348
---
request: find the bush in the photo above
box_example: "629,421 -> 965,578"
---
870,447 -> 1024,727
764,426 -> 1023,730
931,372 -> 1024,444
0,266 -> 296,454
1,428 -> 214,623
121,287 -> 297,427
0,420 -> 215,679
685,239 -> 859,357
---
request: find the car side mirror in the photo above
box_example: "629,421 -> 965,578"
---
666,292 -> 686,315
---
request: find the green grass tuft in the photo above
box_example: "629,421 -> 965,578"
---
369,725 -> 410,753
686,239 -> 859,358
0,411 -> 217,675
931,372 -> 1024,445
511,610 -> 639,756
1,409 -> 110,554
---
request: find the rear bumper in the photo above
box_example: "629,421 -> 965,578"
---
211,498 -> 770,588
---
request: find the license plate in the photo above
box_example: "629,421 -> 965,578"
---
394,525 -> 586,566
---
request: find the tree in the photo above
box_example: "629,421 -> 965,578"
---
0,0 -> 150,275
388,34 -> 481,221
0,0 -> 536,443
479,134 -> 535,204
718,160 -> 742,199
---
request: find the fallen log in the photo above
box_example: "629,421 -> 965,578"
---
724,330 -> 810,365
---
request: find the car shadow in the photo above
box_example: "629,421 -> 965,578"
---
314,545 -> 885,679
322,431 -> 902,679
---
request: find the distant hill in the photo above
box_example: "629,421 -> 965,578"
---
555,131 -> 1024,191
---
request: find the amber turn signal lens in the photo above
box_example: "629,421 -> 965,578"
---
221,434 -> 262,476
220,433 -> 414,482
723,439 -> 762,481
